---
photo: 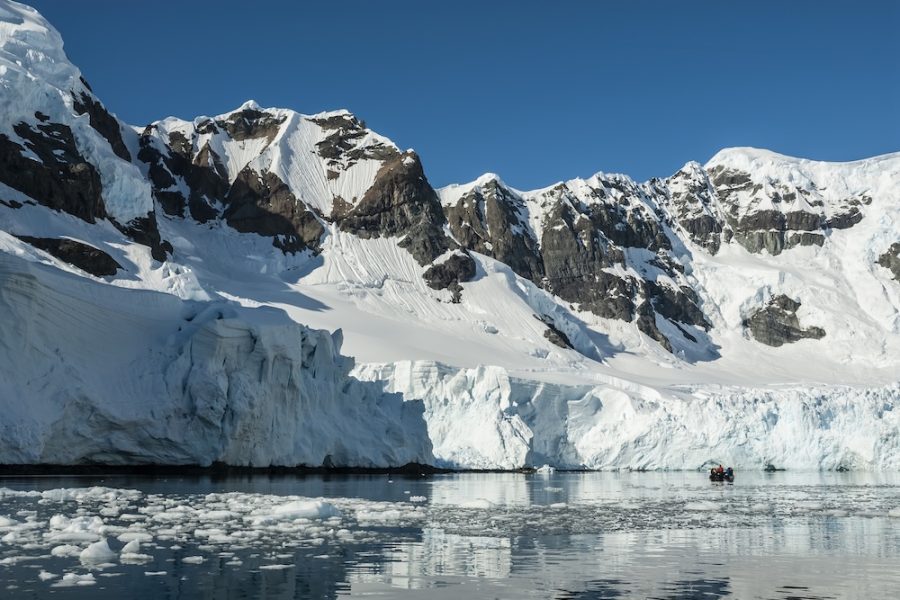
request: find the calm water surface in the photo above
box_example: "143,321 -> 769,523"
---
0,471 -> 898,599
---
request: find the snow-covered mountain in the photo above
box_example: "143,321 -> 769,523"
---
1,0 -> 898,469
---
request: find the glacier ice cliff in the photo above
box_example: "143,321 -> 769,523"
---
357,361 -> 900,471
0,252 -> 432,467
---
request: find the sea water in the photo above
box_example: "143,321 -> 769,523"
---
0,471 -> 898,599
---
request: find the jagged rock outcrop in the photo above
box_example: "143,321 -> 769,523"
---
534,314 -> 574,350
71,89 -> 131,162
0,121 -> 105,223
441,174 -> 711,352
423,251 -> 477,302
444,178 -> 544,281
743,295 -> 825,346
14,235 -> 121,276
337,153 -> 453,265
224,168 -> 325,253
707,164 -> 867,255
310,112 -> 397,167
878,242 -> 900,282
663,163 -> 730,254
137,127 -> 224,222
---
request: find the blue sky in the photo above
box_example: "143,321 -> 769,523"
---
29,1 -> 900,189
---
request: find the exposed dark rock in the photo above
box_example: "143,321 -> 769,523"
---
444,179 -> 544,281
196,119 -> 218,136
877,242 -> 900,282
309,113 -> 397,165
423,252 -> 477,303
337,153 -> 451,264
114,214 -> 171,262
0,198 -> 23,209
72,91 -> 131,161
216,107 -> 285,143
826,206 -> 863,230
0,122 -> 105,222
15,235 -> 121,276
709,165 -> 866,255
224,168 -> 324,253
167,131 -> 193,158
743,294 -> 825,347
635,300 -> 673,353
137,128 -> 225,222
534,314 -> 573,350
540,201 -> 637,321
532,186 -> 710,353
646,281 -> 711,331
709,166 -> 755,191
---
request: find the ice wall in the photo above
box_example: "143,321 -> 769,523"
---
357,361 -> 900,470
0,253 -> 432,467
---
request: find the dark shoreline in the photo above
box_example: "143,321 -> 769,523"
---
0,463 -> 574,478
0,464 -> 799,478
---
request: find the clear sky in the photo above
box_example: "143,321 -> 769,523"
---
28,0 -> 900,189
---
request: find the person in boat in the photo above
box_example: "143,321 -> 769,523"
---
716,464 -> 725,474
725,467 -> 734,478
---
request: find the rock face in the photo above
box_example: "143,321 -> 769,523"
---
137,126 -> 224,222
706,164 -> 867,256
663,162 -> 730,254
0,121 -> 105,223
439,174 -> 711,353
14,235 -> 121,276
423,251 -> 477,302
743,295 -> 825,347
336,153 -> 453,265
444,178 -> 543,281
71,90 -> 131,162
224,169 -> 325,253
535,314 -> 574,349
878,242 -> 900,282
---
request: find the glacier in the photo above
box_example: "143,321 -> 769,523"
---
356,361 -> 900,470
0,249 -> 432,467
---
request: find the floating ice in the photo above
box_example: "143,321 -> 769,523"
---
52,573 -> 96,587
51,544 -> 82,557
249,500 -> 340,524
684,501 -> 721,512
79,539 -> 117,564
